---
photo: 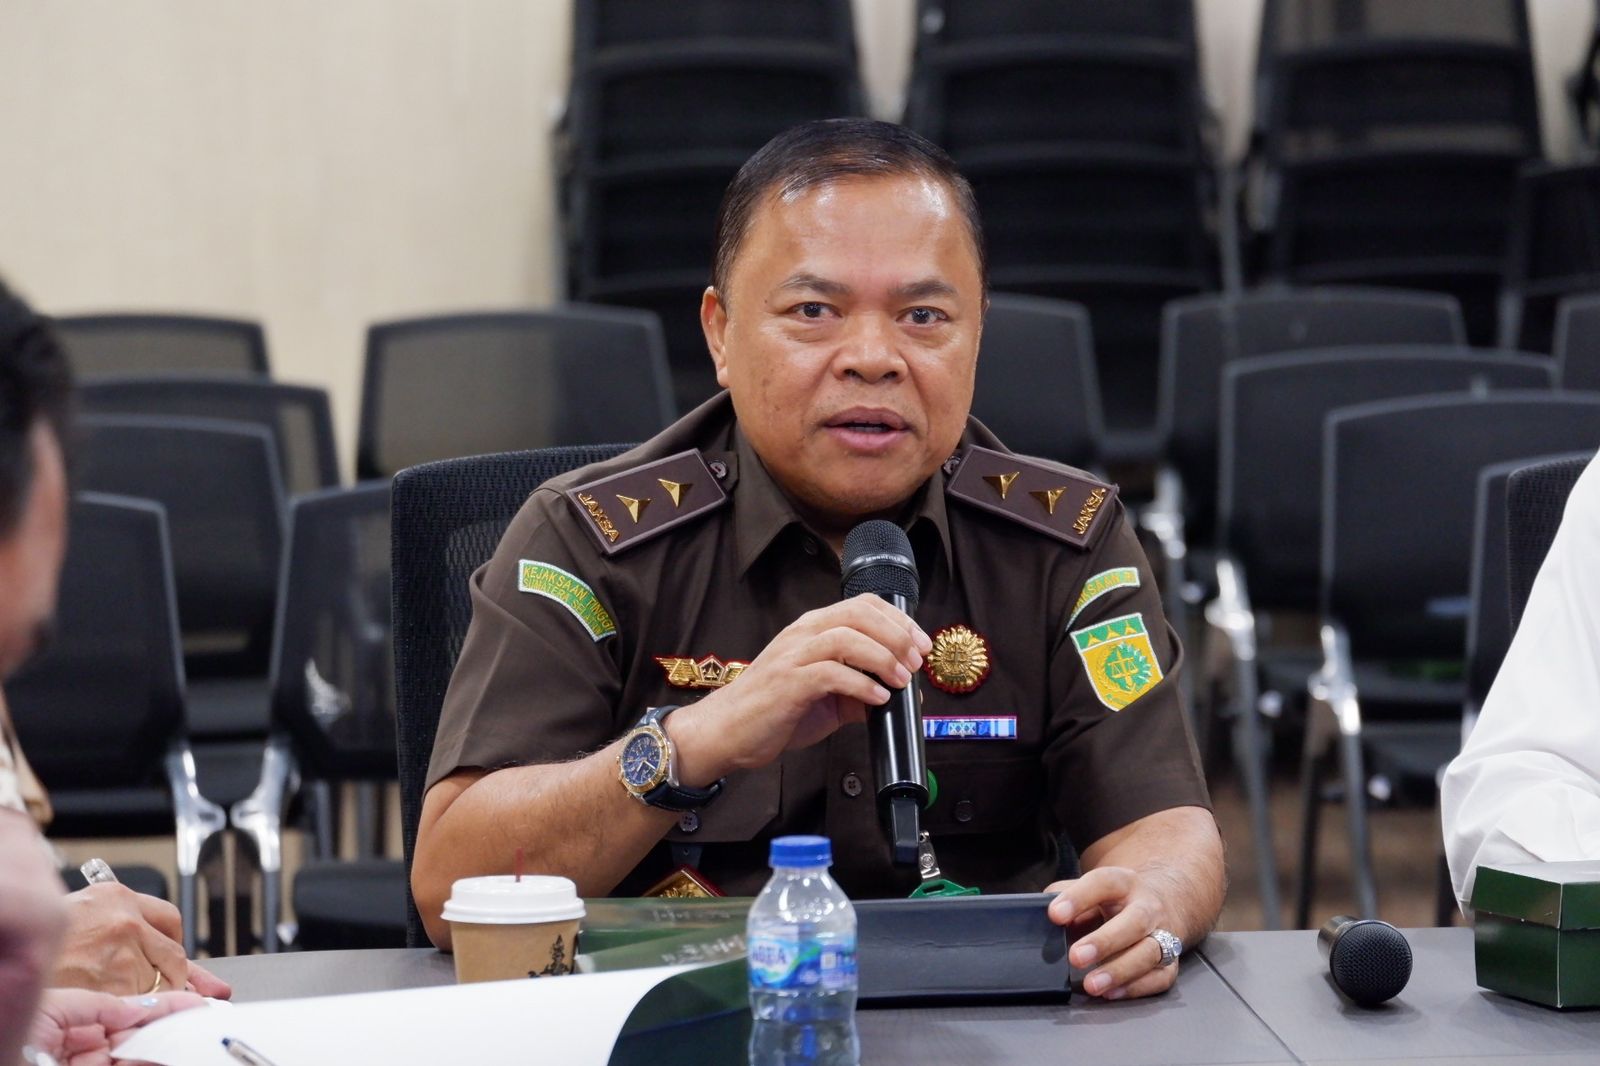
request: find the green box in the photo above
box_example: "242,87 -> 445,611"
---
1472,861 -> 1600,1009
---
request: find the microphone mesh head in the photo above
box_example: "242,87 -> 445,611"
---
1330,922 -> 1413,1006
840,520 -> 920,613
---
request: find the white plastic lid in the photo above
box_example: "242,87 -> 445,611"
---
441,874 -> 586,925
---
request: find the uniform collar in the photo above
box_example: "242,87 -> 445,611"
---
729,425 -> 956,581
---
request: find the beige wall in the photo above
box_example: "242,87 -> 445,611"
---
1,0 -> 1593,476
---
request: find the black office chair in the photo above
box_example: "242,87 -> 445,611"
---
393,444 -> 635,947
572,0 -> 856,63
971,294 -> 1101,469
1151,287 -> 1465,592
1303,392 -> 1600,924
568,159 -> 736,295
78,375 -> 339,496
1498,162 -> 1600,353
1210,348 -> 1550,928
581,281 -> 721,415
1507,453 -> 1596,628
1555,292 -> 1600,392
357,308 -> 674,481
6,494 -> 224,954
51,313 -> 269,377
912,0 -> 1196,49
230,483 -> 400,951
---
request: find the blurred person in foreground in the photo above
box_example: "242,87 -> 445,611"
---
1443,453 -> 1600,911
0,278 -> 206,1066
415,120 -> 1224,1000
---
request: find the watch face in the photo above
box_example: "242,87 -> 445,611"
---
620,731 -> 666,790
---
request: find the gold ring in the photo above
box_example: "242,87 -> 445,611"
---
145,970 -> 164,995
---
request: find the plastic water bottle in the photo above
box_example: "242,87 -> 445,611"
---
747,835 -> 860,1066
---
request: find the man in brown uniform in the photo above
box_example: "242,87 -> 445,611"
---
415,120 -> 1224,1000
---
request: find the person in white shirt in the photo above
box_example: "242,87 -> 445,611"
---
1442,452 -> 1600,912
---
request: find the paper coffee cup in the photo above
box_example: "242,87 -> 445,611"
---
443,875 -> 586,983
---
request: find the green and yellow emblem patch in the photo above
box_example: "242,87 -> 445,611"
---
1068,566 -> 1141,625
517,560 -> 617,642
1070,611 -> 1163,711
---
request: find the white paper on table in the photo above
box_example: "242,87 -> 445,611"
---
113,962 -> 704,1066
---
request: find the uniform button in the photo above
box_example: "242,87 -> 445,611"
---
841,773 -> 864,798
953,799 -> 975,824
802,537 -> 820,556
708,460 -> 728,480
677,811 -> 701,833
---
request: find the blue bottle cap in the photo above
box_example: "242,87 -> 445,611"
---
769,835 -> 832,868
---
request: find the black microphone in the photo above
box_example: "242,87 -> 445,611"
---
1317,916 -> 1413,1006
840,519 -> 928,867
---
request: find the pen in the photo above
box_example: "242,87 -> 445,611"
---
80,857 -> 118,885
223,1037 -> 281,1066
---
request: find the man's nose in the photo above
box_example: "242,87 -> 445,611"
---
836,315 -> 907,383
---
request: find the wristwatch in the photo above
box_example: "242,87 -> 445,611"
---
617,705 -> 725,812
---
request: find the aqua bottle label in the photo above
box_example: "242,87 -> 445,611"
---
748,930 -> 858,992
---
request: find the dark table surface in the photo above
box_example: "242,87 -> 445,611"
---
204,928 -> 1598,1064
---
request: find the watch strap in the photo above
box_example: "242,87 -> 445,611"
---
637,705 -> 726,812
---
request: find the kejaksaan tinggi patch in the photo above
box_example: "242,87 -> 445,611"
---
517,560 -> 617,641
1070,611 -> 1163,711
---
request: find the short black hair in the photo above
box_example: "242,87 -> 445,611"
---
0,277 -> 73,536
710,118 -> 987,298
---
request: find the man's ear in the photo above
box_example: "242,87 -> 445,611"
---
701,286 -> 731,389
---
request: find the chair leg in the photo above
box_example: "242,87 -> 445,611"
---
1230,656 -> 1281,930
355,781 -> 382,859
310,780 -> 337,861
164,744 -> 227,957
1337,730 -> 1379,919
230,737 -> 293,952
1294,712 -> 1328,930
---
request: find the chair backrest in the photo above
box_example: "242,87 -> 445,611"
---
1160,286 -> 1465,542
971,293 -> 1101,468
571,161 -> 735,291
392,443 -> 635,946
76,415 -> 286,680
1555,291 -> 1600,392
270,483 -> 395,781
1507,452 -> 1595,629
7,494 -> 185,791
915,0 -> 1197,49
78,374 -> 339,496
51,314 -> 269,377
1499,162 -> 1600,352
358,307 -> 674,481
573,0 -> 855,60
1221,348 -> 1552,611
1323,393 -> 1600,662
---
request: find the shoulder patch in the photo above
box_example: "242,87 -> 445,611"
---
565,449 -> 728,555
945,445 -> 1117,548
1070,611 -> 1164,711
1069,567 -> 1142,625
517,560 -> 617,641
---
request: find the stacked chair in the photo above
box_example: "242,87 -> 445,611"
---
906,0 -> 1222,460
52,314 -> 270,377
1506,453 -> 1596,628
970,294 -> 1102,470
562,0 -> 863,411
1498,162 -> 1600,352
1247,0 -> 1543,343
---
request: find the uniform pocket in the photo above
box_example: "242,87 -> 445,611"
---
922,755 -> 1041,835
664,762 -> 781,843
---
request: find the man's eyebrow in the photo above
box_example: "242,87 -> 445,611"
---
891,278 -> 958,301
774,273 -> 853,298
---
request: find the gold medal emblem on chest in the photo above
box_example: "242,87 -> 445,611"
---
923,624 -> 993,694
655,654 -> 751,689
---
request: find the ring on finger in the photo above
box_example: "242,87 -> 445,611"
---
1147,928 -> 1182,968
145,970 -> 164,995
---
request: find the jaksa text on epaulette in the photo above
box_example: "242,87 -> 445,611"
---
566,449 -> 728,555
944,444 -> 1116,549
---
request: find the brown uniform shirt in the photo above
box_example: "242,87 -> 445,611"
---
428,394 -> 1208,899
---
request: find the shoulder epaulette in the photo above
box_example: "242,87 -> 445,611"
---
945,444 -> 1117,549
565,449 -> 728,555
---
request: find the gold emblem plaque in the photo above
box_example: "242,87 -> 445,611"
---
924,624 -> 993,694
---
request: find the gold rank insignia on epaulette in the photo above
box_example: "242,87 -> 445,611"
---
944,444 -> 1117,549
565,449 -> 728,555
